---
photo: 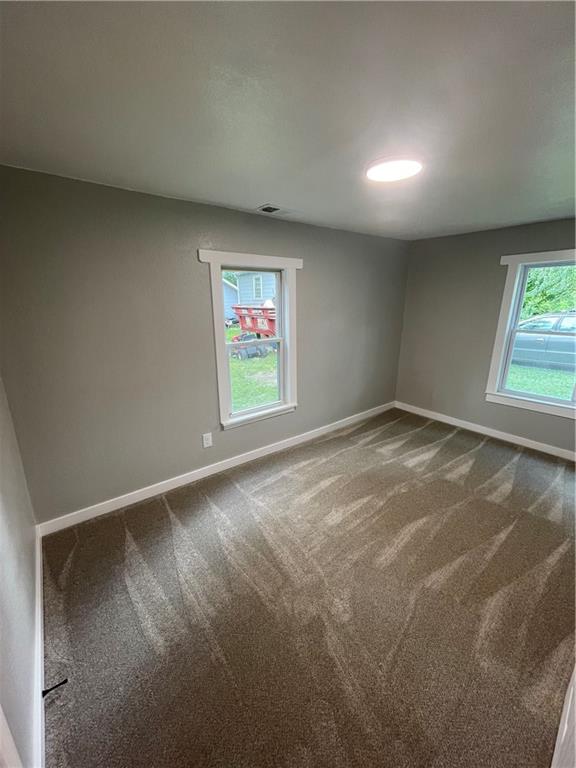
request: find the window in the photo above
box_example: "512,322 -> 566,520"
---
199,250 -> 302,428
252,274 -> 263,300
559,316 -> 576,333
486,249 -> 576,419
518,316 -> 558,331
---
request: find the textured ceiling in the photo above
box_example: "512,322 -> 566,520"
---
1,2 -> 574,239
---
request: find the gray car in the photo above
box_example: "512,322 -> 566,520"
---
512,310 -> 576,370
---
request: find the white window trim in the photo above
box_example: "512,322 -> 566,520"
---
486,248 -> 576,420
199,249 -> 303,429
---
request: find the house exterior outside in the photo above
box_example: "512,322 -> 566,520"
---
222,278 -> 239,320
237,271 -> 276,305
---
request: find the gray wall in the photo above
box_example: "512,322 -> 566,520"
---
0,375 -> 37,768
0,166 -> 408,523
396,219 -> 576,452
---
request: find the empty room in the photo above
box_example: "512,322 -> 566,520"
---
1,2 -> 574,767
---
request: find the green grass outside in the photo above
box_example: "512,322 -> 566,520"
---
229,353 -> 279,412
225,327 -> 240,342
225,326 -> 279,412
506,363 -> 576,401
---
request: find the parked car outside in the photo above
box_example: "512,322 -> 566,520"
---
512,311 -> 576,371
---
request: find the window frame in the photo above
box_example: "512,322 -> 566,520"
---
485,248 -> 576,420
199,249 -> 303,429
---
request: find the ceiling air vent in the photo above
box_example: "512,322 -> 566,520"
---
257,204 -> 281,214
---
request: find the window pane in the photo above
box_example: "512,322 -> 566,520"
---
517,316 -> 557,331
505,357 -> 576,401
559,315 -> 576,332
228,340 -> 281,413
518,264 -> 575,321
221,269 -> 279,341
502,264 -> 576,403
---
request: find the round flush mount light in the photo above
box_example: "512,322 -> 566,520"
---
366,159 -> 423,182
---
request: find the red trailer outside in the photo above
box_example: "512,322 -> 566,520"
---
232,305 -> 276,337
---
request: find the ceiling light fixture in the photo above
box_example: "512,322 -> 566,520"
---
366,159 -> 423,182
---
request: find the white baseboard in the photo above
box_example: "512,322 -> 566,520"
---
394,401 -> 576,462
36,399 -> 575,539
33,530 -> 45,768
36,402 -> 396,538
0,704 -> 23,768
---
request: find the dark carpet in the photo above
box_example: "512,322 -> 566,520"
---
43,409 -> 575,768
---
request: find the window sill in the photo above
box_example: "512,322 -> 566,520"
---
221,402 -> 297,430
485,391 -> 576,420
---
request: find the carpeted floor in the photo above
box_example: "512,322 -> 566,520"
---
43,409 -> 575,768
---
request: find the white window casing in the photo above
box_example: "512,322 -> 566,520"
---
199,249 -> 303,429
485,249 -> 576,420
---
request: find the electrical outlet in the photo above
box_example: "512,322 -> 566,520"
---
202,432 -> 213,449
